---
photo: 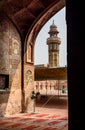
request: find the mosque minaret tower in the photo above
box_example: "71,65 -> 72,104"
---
47,20 -> 61,67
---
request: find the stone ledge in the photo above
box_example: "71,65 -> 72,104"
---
0,90 -> 10,94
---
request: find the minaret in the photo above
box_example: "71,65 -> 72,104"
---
47,20 -> 61,67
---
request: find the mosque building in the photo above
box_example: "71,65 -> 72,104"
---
0,19 -> 67,116
34,20 -> 67,96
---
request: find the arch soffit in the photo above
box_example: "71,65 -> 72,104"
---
25,0 -> 65,53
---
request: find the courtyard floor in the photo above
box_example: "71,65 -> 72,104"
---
0,95 -> 68,130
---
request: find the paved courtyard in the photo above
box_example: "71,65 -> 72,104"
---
36,95 -> 68,117
0,95 -> 68,130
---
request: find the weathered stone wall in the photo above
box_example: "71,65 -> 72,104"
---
23,63 -> 35,113
0,15 -> 22,116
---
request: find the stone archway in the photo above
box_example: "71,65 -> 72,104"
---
0,0 -> 66,115
23,1 -> 66,113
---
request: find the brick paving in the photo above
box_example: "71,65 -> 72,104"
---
36,95 -> 68,116
0,96 -> 68,130
0,113 -> 68,130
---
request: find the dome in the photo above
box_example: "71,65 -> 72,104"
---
48,20 -> 59,35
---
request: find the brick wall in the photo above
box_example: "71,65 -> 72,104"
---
0,16 -> 22,116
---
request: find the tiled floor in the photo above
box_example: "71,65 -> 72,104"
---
0,96 -> 68,130
0,113 -> 68,130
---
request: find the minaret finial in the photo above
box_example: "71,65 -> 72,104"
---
53,20 -> 54,24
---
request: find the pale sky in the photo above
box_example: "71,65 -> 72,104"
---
34,7 -> 67,67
